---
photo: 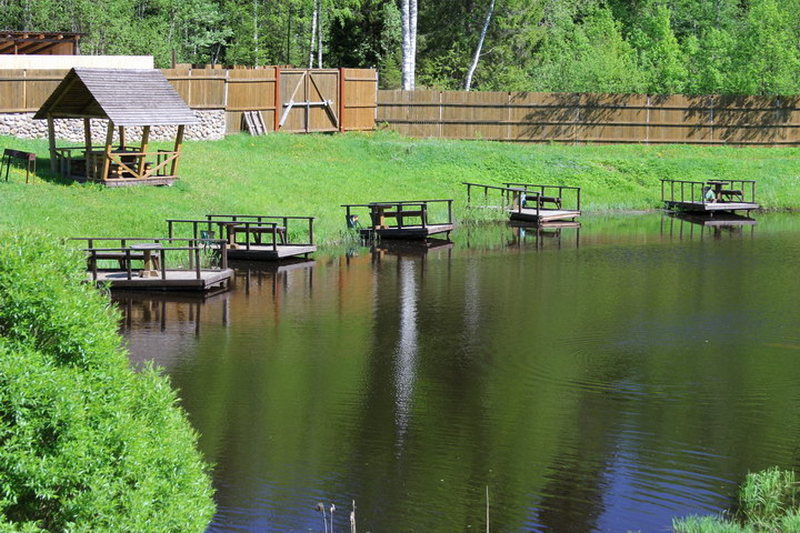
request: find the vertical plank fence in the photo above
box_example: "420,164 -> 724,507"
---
0,67 -> 378,134
377,90 -> 800,146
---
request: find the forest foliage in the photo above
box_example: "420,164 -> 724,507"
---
1,0 -> 800,94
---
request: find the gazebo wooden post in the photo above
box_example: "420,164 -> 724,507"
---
170,124 -> 185,177
83,118 -> 92,179
47,114 -> 57,173
101,121 -> 114,181
137,125 -> 151,177
83,118 -> 92,150
118,126 -> 125,149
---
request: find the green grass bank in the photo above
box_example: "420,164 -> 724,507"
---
1,131 -> 799,245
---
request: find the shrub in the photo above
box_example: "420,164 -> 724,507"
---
0,233 -> 215,531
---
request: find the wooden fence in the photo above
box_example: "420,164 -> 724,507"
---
377,90 -> 800,146
0,67 -> 378,133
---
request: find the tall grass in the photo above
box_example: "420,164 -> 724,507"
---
673,468 -> 800,533
1,131 -> 799,246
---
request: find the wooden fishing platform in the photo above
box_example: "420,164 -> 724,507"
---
167,214 -> 317,261
464,182 -> 581,224
73,237 -> 233,292
661,179 -> 759,214
342,200 -> 454,241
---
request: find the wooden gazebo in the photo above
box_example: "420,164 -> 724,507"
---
34,68 -> 198,186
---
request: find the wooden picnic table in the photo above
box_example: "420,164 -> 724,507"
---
130,242 -> 162,278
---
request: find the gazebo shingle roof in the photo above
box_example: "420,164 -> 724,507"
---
34,68 -> 199,126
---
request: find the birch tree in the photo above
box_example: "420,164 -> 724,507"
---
401,0 -> 418,90
317,0 -> 323,67
464,0 -> 495,91
309,0 -> 318,67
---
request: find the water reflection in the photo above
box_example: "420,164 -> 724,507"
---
661,212 -> 756,241
114,213 -> 800,533
394,259 -> 419,444
113,290 -> 231,369
462,221 -> 581,252
509,221 -> 581,250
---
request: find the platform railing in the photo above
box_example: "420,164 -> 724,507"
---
206,214 -> 315,246
71,237 -> 228,281
341,199 -> 453,230
660,179 -> 757,205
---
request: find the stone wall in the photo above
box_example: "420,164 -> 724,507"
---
0,109 -> 226,143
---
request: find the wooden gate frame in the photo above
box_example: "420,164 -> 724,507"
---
275,69 -> 342,133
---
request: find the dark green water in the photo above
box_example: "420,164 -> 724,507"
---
118,213 -> 800,532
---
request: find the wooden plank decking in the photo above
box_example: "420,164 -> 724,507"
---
664,200 -> 760,213
226,244 -> 317,261
359,223 -> 454,240
89,268 -> 234,291
509,208 -> 581,223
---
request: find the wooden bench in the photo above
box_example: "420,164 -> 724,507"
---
370,207 -> 427,228
522,193 -> 562,209
718,189 -> 743,202
87,251 -> 150,270
2,148 -> 36,183
233,224 -> 288,245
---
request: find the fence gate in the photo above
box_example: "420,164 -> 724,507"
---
278,69 -> 340,133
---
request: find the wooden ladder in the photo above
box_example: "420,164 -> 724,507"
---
243,111 -> 266,136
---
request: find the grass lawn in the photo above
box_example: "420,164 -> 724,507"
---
1,130 -> 799,246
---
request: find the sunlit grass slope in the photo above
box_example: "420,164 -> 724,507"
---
1,130 -> 798,245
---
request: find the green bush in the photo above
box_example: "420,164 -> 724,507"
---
0,233 -> 215,531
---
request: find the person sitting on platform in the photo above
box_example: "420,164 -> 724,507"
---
703,185 -> 716,203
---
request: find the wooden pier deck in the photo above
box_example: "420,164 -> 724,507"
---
661,179 -> 760,214
509,207 -> 582,223
90,269 -> 234,291
343,200 -> 454,241
662,200 -> 760,214
167,214 -> 317,261
362,223 -> 454,240
464,182 -> 582,224
73,237 -> 233,292
226,244 -> 317,260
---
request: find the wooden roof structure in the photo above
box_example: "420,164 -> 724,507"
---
34,68 -> 198,126
0,31 -> 83,55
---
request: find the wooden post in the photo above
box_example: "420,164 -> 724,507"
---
274,67 -> 281,132
339,67 -> 345,133
101,121 -> 114,181
47,114 -> 57,173
170,125 -> 185,177
83,118 -> 92,150
137,125 -> 150,176
118,126 -> 125,149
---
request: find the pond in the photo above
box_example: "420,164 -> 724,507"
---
118,212 -> 800,532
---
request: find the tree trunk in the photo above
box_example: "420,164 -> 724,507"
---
253,0 -> 259,66
309,0 -> 319,68
464,0 -> 495,91
317,0 -> 323,68
401,0 -> 417,90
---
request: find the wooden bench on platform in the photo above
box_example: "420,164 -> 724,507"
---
661,179 -> 759,215
462,182 -> 581,224
167,214 -> 316,261
72,237 -> 232,292
342,199 -> 454,241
